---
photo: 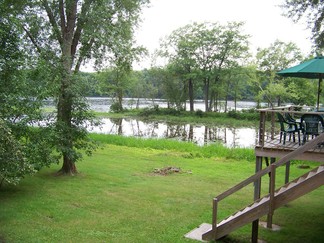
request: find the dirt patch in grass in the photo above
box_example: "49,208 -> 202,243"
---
297,165 -> 311,169
152,166 -> 191,176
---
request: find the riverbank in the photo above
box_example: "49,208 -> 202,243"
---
94,107 -> 260,127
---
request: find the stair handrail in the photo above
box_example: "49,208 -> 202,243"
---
216,133 -> 324,201
210,133 -> 324,233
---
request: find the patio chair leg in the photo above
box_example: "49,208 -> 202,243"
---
298,131 -> 300,145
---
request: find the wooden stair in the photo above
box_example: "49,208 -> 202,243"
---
202,165 -> 324,240
185,133 -> 324,242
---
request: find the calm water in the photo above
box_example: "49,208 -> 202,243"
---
44,97 -> 261,112
45,97 -> 261,148
85,97 -> 260,112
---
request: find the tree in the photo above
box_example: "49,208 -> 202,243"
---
193,22 -> 250,112
99,45 -> 147,112
159,22 -> 250,112
159,24 -> 200,111
222,67 -> 249,112
4,0 -> 149,174
162,64 -> 187,110
256,40 -> 303,106
281,0 -> 324,50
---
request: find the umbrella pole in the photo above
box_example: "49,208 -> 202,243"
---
318,75 -> 322,110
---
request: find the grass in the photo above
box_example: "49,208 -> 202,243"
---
0,137 -> 323,242
90,133 -> 255,161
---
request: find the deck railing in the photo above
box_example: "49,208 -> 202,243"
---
257,106 -> 324,147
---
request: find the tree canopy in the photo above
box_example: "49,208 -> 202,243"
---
281,0 -> 324,50
159,21 -> 250,112
1,0 -> 149,176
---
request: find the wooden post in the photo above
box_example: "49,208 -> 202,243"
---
285,161 -> 290,184
212,198 -> 218,238
254,156 -> 262,199
267,164 -> 276,228
252,156 -> 262,243
271,111 -> 275,140
259,111 -> 266,147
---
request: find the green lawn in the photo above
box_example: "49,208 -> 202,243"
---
0,141 -> 323,242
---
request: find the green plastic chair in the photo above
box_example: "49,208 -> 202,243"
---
277,113 -> 301,145
300,114 -> 324,144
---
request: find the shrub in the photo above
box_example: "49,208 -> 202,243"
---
110,102 -> 124,113
195,109 -> 205,118
0,119 -> 35,186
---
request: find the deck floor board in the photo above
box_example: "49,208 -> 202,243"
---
255,135 -> 324,162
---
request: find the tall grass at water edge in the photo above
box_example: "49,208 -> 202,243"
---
90,133 -> 255,161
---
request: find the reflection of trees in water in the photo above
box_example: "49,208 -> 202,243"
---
162,124 -> 228,145
164,123 -> 187,140
131,120 -> 160,138
109,118 -> 123,135
146,121 -> 159,137
205,126 -> 248,147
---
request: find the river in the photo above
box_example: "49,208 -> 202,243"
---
44,97 -> 261,148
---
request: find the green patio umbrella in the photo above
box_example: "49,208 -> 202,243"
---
277,56 -> 324,110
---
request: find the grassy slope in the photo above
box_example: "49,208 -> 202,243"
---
0,142 -> 323,242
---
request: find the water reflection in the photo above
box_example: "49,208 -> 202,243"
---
89,118 -> 258,148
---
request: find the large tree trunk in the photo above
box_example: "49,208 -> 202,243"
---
57,2 -> 78,175
57,75 -> 77,175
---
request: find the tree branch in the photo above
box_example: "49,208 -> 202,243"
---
66,0 -> 77,35
74,37 -> 95,73
71,0 -> 93,58
22,25 -> 42,54
59,0 -> 66,35
42,0 -> 63,47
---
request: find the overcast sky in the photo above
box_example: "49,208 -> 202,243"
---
134,0 -> 313,69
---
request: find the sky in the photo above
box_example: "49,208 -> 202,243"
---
133,0 -> 313,70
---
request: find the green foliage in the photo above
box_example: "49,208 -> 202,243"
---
110,102 -> 124,113
256,40 -> 305,106
1,0 -> 150,174
138,107 -> 183,117
285,77 -> 317,106
0,119 -> 35,186
0,13 -> 59,185
195,109 -> 205,118
135,106 -> 259,123
159,21 -> 251,112
281,0 -> 324,49
227,109 -> 259,120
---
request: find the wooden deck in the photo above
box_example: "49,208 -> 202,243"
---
255,106 -> 324,163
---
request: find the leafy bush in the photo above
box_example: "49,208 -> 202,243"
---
110,102 -> 124,113
227,109 -> 259,120
0,119 -> 35,186
195,109 -> 205,118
